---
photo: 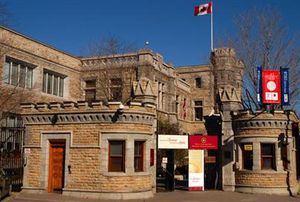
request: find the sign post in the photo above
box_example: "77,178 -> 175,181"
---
188,135 -> 218,191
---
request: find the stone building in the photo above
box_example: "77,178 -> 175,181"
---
233,110 -> 299,195
0,25 -> 299,199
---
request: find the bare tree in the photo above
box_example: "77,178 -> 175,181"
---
225,7 -> 300,114
82,35 -> 138,103
84,34 -> 137,56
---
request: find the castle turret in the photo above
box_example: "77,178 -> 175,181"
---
211,48 -> 245,191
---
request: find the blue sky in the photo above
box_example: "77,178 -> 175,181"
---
6,0 -> 300,67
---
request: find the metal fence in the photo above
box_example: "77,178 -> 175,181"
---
0,114 -> 24,191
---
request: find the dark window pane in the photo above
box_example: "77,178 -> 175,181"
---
11,62 -> 18,86
59,78 -> 64,97
43,72 -> 47,92
262,158 -> 273,169
242,144 -> 253,170
110,158 -> 124,172
109,141 -> 125,172
134,141 -> 144,172
19,65 -> 26,88
134,158 -> 143,171
195,108 -> 203,121
53,76 -> 58,96
111,87 -> 122,101
261,144 -> 273,155
85,89 -> 96,101
3,61 -> 10,83
111,78 -> 122,86
196,77 -> 202,88
110,143 -> 123,156
86,80 -> 96,88
47,74 -> 52,94
261,144 -> 275,170
195,101 -> 203,106
26,68 -> 33,88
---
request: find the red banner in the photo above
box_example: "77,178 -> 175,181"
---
262,70 -> 281,104
189,135 -> 218,150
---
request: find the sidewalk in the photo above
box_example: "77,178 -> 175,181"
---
4,190 -> 300,202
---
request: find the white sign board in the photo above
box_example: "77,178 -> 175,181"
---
188,150 -> 204,191
158,135 -> 188,149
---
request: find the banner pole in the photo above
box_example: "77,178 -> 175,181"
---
211,2 -> 213,51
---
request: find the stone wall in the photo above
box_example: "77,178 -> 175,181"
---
233,110 -> 298,195
21,101 -> 157,200
0,27 -> 82,113
175,65 -> 215,135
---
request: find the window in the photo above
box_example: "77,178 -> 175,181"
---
85,80 -> 96,102
157,82 -> 165,110
109,141 -> 125,172
241,144 -> 253,170
3,57 -> 34,89
134,141 -> 144,172
261,143 -> 275,170
175,95 -> 179,114
195,77 -> 202,88
194,101 -> 203,121
43,70 -> 65,97
85,89 -> 96,101
110,78 -> 122,101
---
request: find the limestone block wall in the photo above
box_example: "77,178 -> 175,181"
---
233,110 -> 298,195
0,27 -> 82,113
21,101 -> 156,200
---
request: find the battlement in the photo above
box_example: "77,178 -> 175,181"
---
21,101 -> 156,125
212,48 -> 236,57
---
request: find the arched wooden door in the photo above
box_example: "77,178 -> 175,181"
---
48,141 -> 65,193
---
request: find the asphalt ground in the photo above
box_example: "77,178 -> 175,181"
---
3,190 -> 300,202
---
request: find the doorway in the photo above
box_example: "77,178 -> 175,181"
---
48,140 -> 65,193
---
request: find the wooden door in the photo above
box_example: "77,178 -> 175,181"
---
48,141 -> 65,193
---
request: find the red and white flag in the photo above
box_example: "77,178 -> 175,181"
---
194,2 -> 212,16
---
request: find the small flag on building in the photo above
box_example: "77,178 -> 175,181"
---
194,2 -> 212,16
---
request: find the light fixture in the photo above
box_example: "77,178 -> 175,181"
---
117,103 -> 125,113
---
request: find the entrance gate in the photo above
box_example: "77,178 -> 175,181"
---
0,114 -> 25,192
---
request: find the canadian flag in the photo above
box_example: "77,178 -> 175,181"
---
194,2 -> 212,16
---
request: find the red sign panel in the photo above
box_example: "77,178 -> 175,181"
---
262,70 -> 281,104
189,135 -> 218,150
150,149 -> 154,166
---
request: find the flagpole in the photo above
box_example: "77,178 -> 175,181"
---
211,2 -> 213,51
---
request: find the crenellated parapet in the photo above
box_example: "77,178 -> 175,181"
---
233,110 -> 299,195
81,54 -> 139,68
233,110 -> 298,137
81,49 -> 175,78
21,101 -> 156,125
211,48 -> 244,68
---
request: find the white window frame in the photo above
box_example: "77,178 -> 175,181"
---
3,58 -> 34,89
43,70 -> 65,97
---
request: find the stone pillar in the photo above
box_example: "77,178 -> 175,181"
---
252,141 -> 260,171
210,48 -> 244,191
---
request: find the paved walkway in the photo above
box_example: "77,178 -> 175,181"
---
3,190 -> 300,202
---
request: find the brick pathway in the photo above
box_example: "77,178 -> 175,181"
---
4,190 -> 300,202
